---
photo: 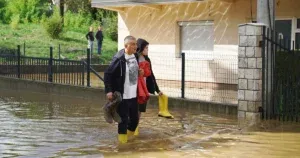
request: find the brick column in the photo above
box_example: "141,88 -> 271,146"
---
238,23 -> 264,125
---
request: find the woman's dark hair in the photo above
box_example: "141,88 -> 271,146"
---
136,38 -> 149,56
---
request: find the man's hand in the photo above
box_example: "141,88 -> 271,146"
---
107,92 -> 113,101
138,69 -> 144,77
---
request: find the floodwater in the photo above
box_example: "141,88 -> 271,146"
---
0,90 -> 300,158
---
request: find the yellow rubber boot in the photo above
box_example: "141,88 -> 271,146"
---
127,130 -> 134,137
118,134 -> 127,144
163,95 -> 174,119
158,95 -> 165,116
158,95 -> 174,119
134,125 -> 139,136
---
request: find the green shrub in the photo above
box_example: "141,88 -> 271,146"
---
91,20 -> 101,30
43,8 -> 63,39
64,10 -> 94,33
0,0 -> 7,23
31,14 -> 40,23
40,13 -> 47,23
102,14 -> 117,41
5,0 -> 48,24
10,14 -> 20,29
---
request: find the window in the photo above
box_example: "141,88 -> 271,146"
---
275,20 -> 292,41
296,19 -> 300,49
178,21 -> 214,60
275,19 -> 300,50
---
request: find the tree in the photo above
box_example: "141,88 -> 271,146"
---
64,0 -> 91,13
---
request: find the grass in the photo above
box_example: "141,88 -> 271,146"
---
0,23 -> 117,64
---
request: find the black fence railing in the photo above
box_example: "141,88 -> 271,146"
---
262,26 -> 300,122
0,46 -> 104,87
18,42 -> 104,64
51,59 -> 85,86
0,54 -> 19,78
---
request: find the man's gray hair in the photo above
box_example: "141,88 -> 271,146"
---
124,36 -> 136,45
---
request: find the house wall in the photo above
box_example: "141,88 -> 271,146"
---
116,0 -> 300,84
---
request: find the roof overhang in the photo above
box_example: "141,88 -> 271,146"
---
91,0 -> 205,12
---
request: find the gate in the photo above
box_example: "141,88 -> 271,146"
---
262,26 -> 300,121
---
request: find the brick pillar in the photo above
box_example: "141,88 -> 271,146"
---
238,23 -> 265,125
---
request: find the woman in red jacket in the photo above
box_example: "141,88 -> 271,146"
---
133,38 -> 164,136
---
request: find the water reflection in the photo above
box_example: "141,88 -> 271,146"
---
0,90 -> 300,158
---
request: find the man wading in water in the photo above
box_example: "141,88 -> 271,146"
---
104,36 -> 143,143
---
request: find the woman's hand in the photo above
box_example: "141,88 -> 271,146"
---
138,69 -> 144,77
158,91 -> 163,96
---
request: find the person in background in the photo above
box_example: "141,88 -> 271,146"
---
86,26 -> 95,55
95,26 -> 104,55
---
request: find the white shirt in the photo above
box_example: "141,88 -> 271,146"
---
123,53 -> 138,99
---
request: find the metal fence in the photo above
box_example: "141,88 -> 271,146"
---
149,52 -> 238,104
16,42 -> 103,64
0,45 -> 104,87
0,45 -> 239,104
262,26 -> 300,122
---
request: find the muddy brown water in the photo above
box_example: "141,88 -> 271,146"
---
0,90 -> 299,158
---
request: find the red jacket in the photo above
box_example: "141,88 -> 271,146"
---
138,61 -> 151,104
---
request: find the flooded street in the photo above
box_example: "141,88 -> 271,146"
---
0,90 -> 300,158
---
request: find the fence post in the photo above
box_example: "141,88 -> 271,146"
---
48,47 -> 53,82
87,48 -> 91,87
181,52 -> 185,98
58,44 -> 61,60
17,45 -> 21,78
261,26 -> 266,120
82,62 -> 85,86
23,42 -> 25,56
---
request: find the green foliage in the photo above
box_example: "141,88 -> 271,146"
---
0,0 -> 118,61
0,0 -> 7,23
64,11 -> 93,33
43,8 -> 63,39
1,0 -> 118,41
102,14 -> 118,41
40,13 -> 47,23
64,0 -> 91,13
3,0 -> 49,24
10,14 -> 20,29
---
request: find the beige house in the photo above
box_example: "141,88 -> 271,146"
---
92,0 -> 300,102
